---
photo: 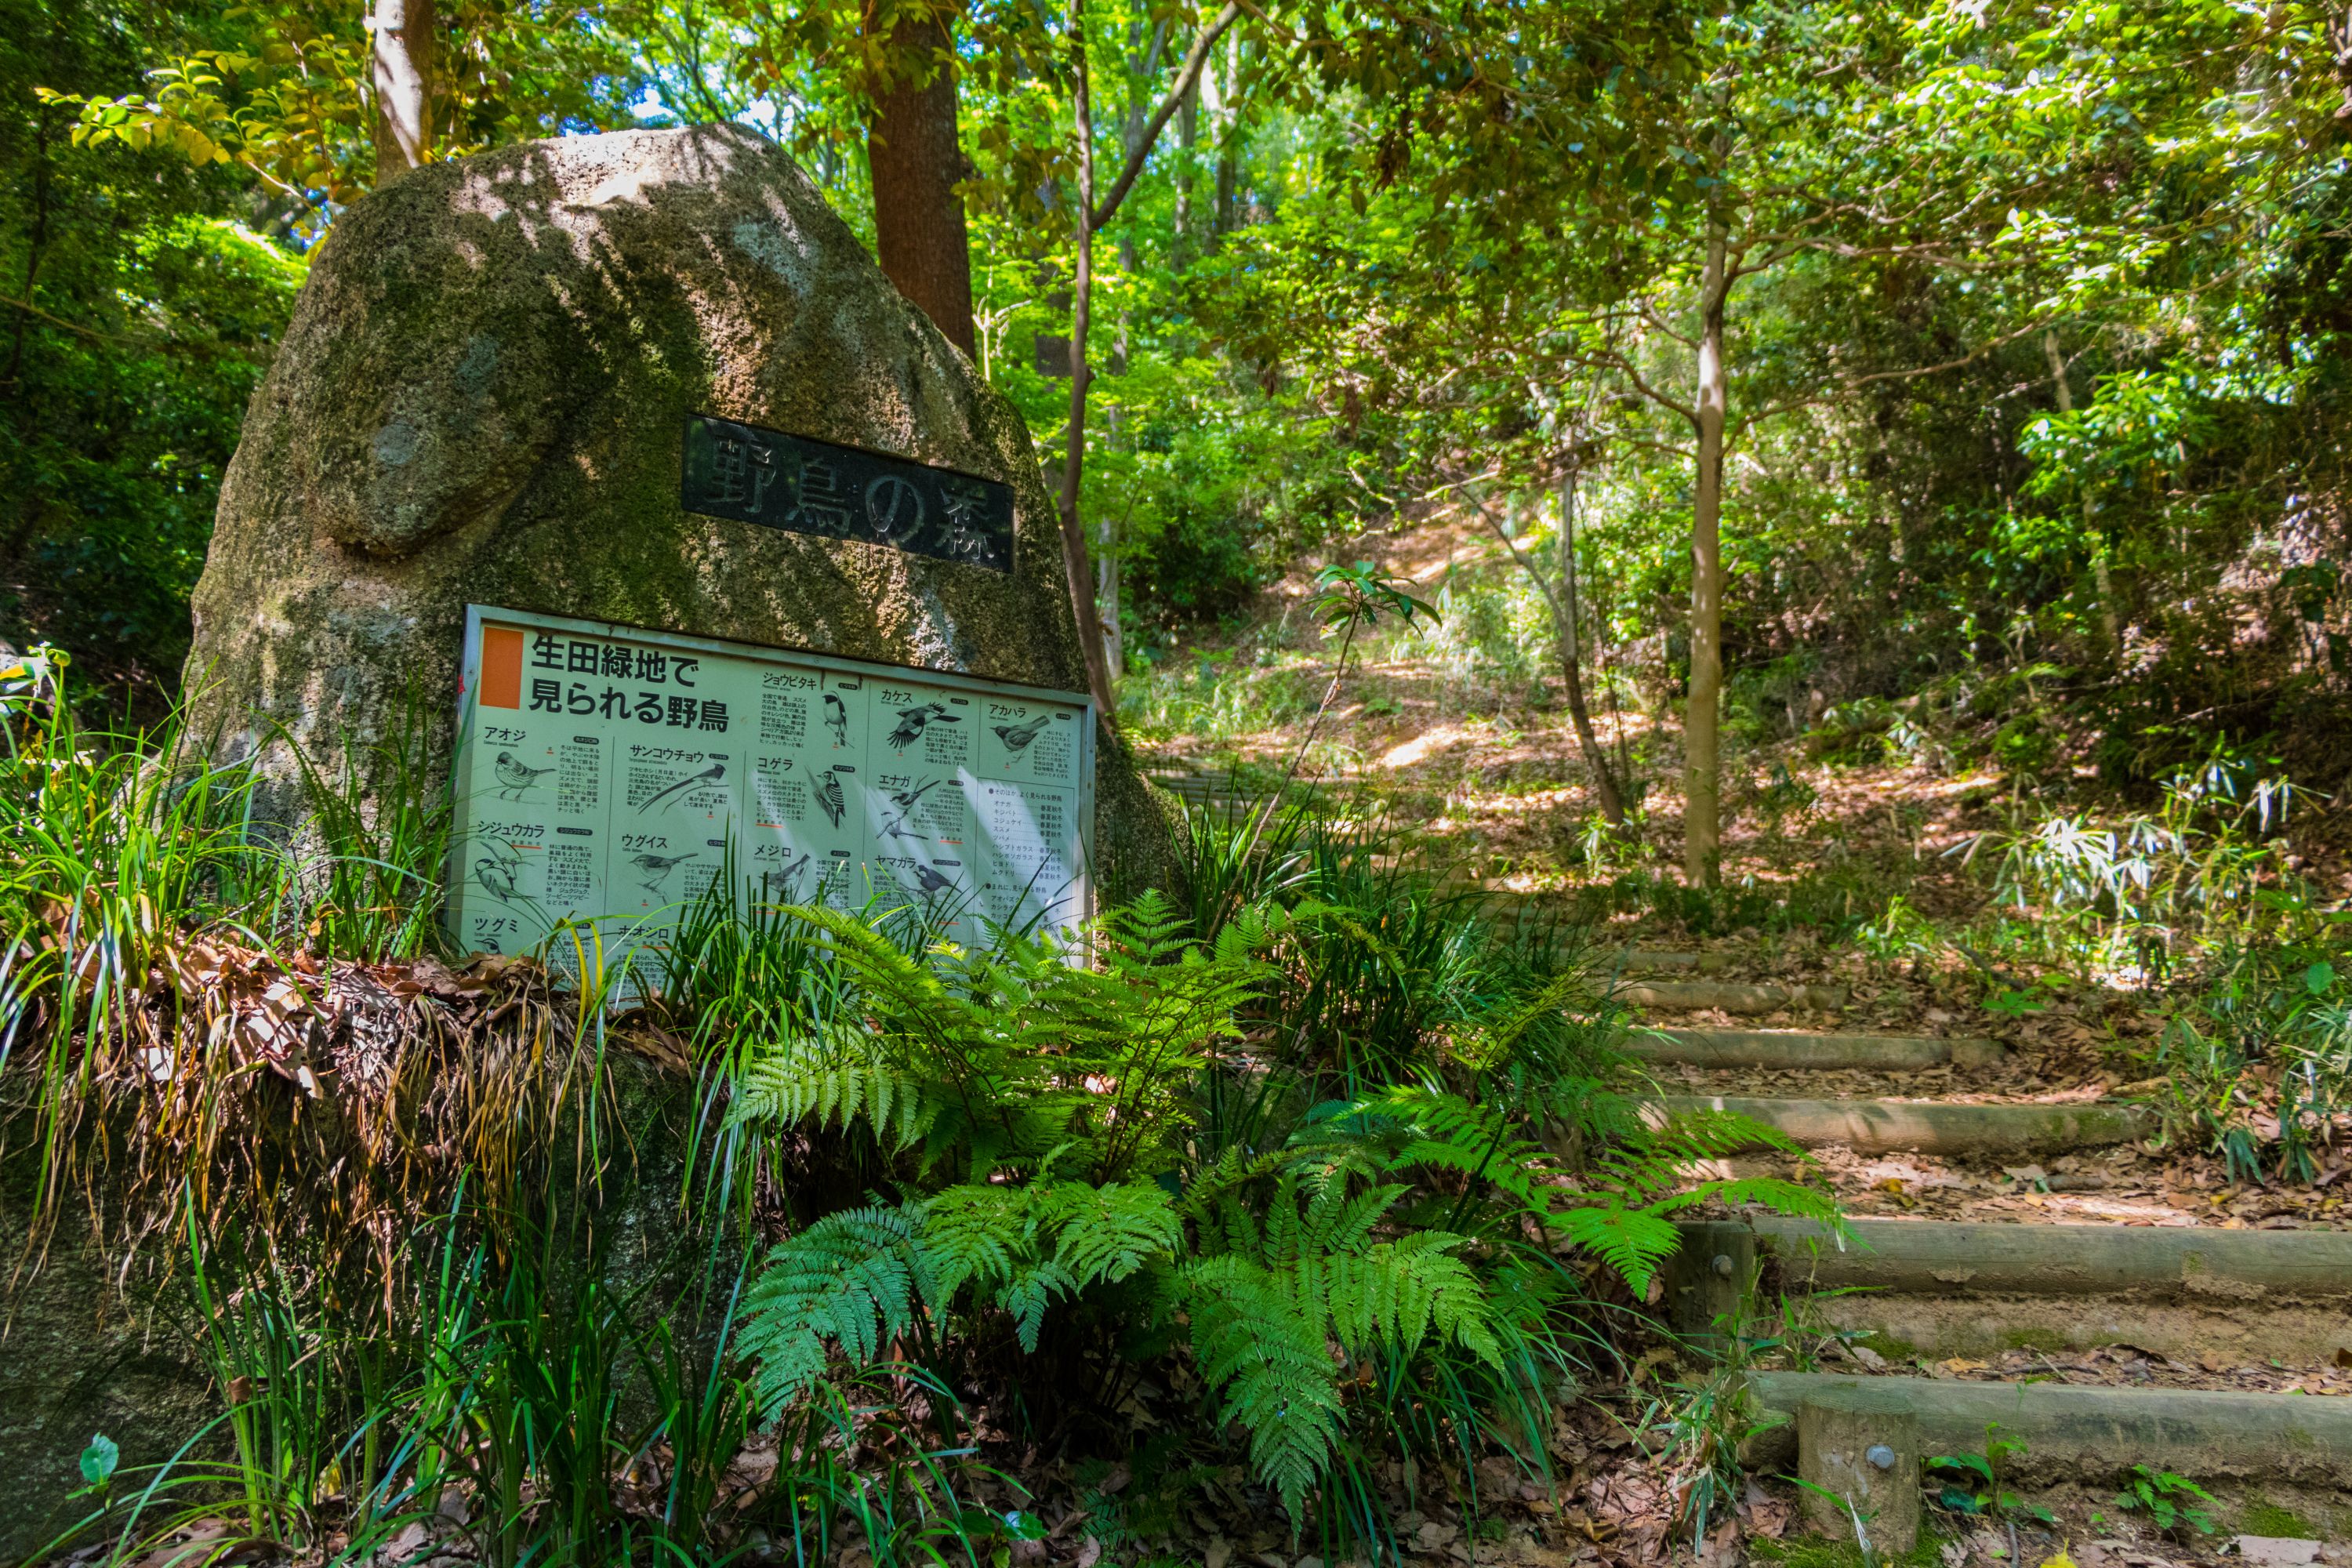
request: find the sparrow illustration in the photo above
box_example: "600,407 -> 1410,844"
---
494,750 -> 554,800
474,856 -> 520,902
877,777 -> 943,839
884,702 -> 960,751
822,692 -> 849,746
815,766 -> 847,829
990,716 -> 1051,757
628,850 -> 696,895
637,761 -> 724,813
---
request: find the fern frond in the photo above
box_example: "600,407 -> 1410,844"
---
1181,1254 -> 1344,1523
1044,1180 -> 1182,1287
1656,1176 -> 1843,1228
740,1203 -> 928,1414
1546,1196 -> 1682,1297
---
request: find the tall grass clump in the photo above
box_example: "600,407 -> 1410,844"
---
1957,743 -> 2349,1178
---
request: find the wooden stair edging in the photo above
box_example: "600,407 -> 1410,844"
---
1618,980 -> 1852,1014
1744,1370 -> 2352,1487
1754,1216 -> 2352,1301
1613,948 -> 1731,975
1648,1094 -> 2155,1156
1633,1029 -> 2002,1071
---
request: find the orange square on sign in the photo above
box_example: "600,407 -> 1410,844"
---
479,626 -> 524,709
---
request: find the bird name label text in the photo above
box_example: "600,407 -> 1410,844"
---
448,607 -> 1092,966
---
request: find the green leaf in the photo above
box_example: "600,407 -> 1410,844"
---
2305,960 -> 2335,995
78,1433 -> 118,1487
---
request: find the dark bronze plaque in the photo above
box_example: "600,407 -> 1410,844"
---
680,415 -> 1014,573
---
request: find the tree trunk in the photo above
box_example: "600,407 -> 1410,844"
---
866,6 -> 977,358
1683,218 -> 1729,888
369,0 -> 436,184
1556,478 -> 1627,828
1480,490 -> 1624,829
1057,2 -> 1117,717
1098,506 -> 1124,681
1173,69 -> 1199,264
2043,329 -> 2120,655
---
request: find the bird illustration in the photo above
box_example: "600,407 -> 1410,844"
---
815,766 -> 847,829
637,761 -> 724,813
990,715 -> 1051,760
474,856 -> 519,902
763,850 -> 811,897
909,861 -> 956,897
884,702 -> 960,751
877,777 -> 943,839
494,750 -> 554,800
628,850 -> 696,895
822,692 -> 848,747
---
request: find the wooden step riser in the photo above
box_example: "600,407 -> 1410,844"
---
1758,1218 -> 2352,1298
1792,1293 -> 2352,1367
1744,1371 -> 2352,1487
1650,1094 -> 2154,1156
1744,1218 -> 2352,1366
1634,1029 -> 2001,1071
1620,981 -> 1849,1014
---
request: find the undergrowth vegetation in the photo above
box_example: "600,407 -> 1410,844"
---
0,659 -> 1834,1568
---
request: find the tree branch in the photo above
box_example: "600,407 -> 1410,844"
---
1090,1 -> 1243,230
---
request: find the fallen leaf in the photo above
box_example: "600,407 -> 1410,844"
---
2232,1539 -> 2321,1567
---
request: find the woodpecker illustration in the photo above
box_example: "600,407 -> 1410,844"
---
822,691 -> 849,747
815,766 -> 847,829
990,715 -> 1051,759
493,751 -> 554,800
627,851 -> 696,895
877,776 -> 943,839
474,856 -> 520,902
637,761 -> 724,812
884,702 -> 960,752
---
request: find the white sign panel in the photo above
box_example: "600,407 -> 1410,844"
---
446,606 -> 1094,966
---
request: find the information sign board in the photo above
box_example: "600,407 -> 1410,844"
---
446,606 -> 1094,965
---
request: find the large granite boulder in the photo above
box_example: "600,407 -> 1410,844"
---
183,125 -> 1176,906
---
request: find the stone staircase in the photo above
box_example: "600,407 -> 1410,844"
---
1614,942 -> 2352,1527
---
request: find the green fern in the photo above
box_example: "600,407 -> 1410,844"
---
739,1204 -> 933,1414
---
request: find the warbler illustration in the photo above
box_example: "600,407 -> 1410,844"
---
815,766 -> 847,829
877,777 -> 943,839
822,692 -> 848,747
884,702 -> 960,751
990,715 -> 1051,758
764,850 -> 811,895
628,850 -> 696,895
474,856 -> 520,902
637,760 -> 724,812
494,750 -> 554,800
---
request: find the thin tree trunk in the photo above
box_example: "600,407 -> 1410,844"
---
1173,69 -> 1199,264
1098,503 -> 1124,681
1683,217 -> 1729,888
1057,2 -> 1116,717
369,0 -> 436,183
1479,491 -> 1624,827
2043,329 -> 2119,654
1557,477 -> 1627,827
866,6 -> 977,358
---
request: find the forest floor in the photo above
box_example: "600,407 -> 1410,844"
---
1112,521 -> 2352,1566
